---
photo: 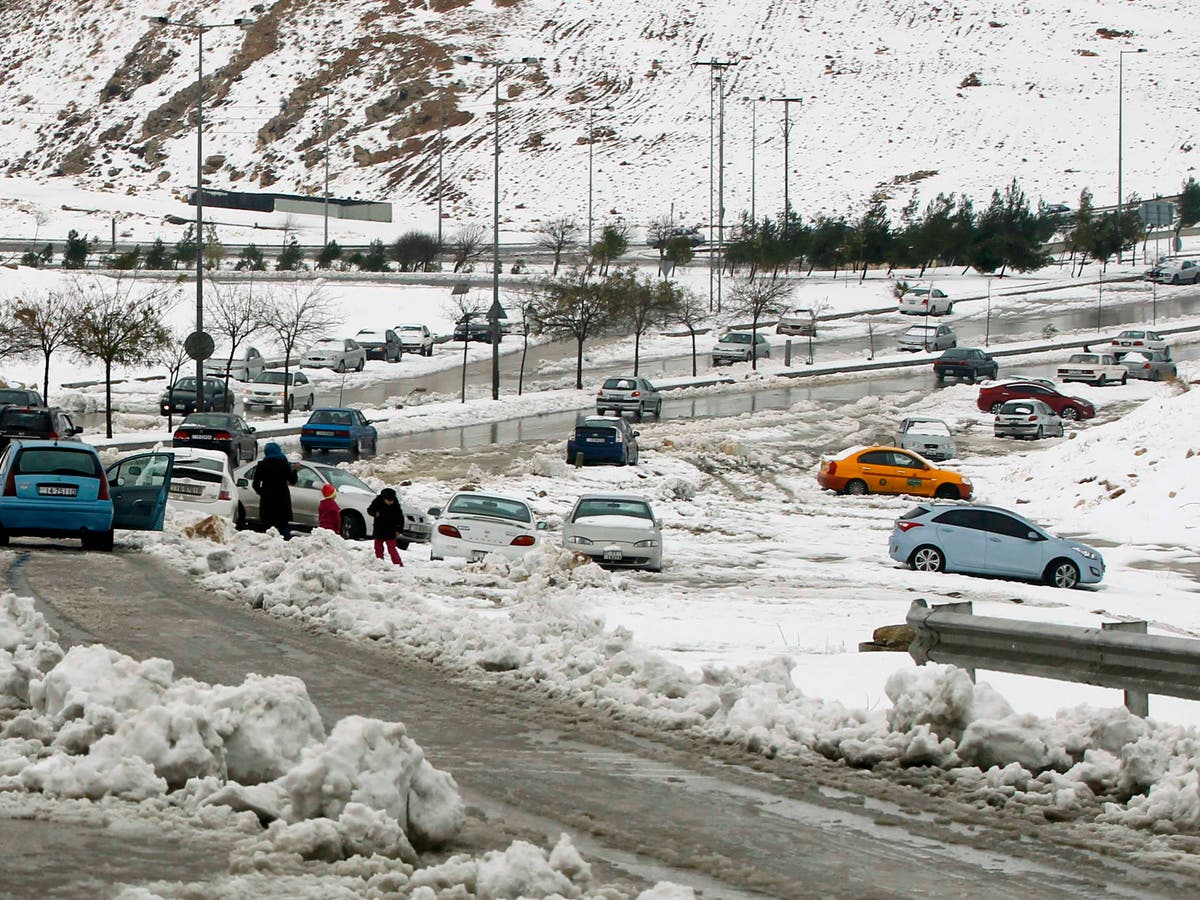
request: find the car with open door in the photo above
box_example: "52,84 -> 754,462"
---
0,441 -> 174,551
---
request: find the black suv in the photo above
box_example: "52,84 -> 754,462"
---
453,318 -> 502,343
160,377 -> 235,416
933,348 -> 998,384
0,406 -> 81,452
0,388 -> 45,409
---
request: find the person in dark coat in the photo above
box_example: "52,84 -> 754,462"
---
367,487 -> 405,566
252,442 -> 298,539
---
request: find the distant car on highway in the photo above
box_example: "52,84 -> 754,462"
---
1056,352 -> 1127,386
0,441 -> 175,552
205,346 -> 265,383
894,417 -> 956,461
712,331 -> 771,366
596,376 -> 662,419
1110,330 -> 1168,357
977,381 -> 1095,420
299,408 -> 378,459
898,286 -> 953,316
993,399 -> 1065,440
355,328 -> 403,363
172,413 -> 258,464
241,370 -> 315,413
889,502 -> 1104,589
817,446 -> 972,500
562,493 -> 663,572
428,491 -> 547,562
453,317 -> 501,343
933,347 -> 997,383
1145,259 -> 1200,285
567,416 -> 640,466
0,406 -> 81,453
1121,350 -> 1177,382
395,324 -> 435,356
647,226 -> 704,250
300,337 -> 367,372
898,323 -> 956,352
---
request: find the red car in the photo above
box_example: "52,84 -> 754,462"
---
976,381 -> 1095,420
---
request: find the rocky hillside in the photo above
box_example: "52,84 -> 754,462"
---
0,0 -> 1195,237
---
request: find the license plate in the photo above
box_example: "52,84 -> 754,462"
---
603,549 -> 623,561
470,550 -> 486,562
316,430 -> 335,437
586,437 -> 605,443
170,483 -> 204,496
38,484 -> 78,497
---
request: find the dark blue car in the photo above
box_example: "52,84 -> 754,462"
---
300,408 -> 378,460
567,416 -> 639,466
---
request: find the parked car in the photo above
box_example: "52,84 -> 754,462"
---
173,413 -> 258,464
160,377 -> 235,416
596,377 -> 662,419
894,417 -> 956,461
567,416 -> 640,466
428,491 -> 547,562
995,374 -> 1058,389
817,446 -> 972,500
241,370 -> 315,412
300,337 -> 367,372
1056,352 -> 1127,386
1110,330 -> 1168,357
0,406 -> 81,453
0,388 -> 45,409
395,323 -> 435,356
205,346 -> 265,382
933,348 -> 998,383
776,307 -> 817,336
299,408 -> 378,459
993,399 -> 1065,440
898,286 -> 953,316
453,318 -> 501,343
976,381 -> 1095,420
648,226 -> 704,250
1146,259 -> 1200,285
0,441 -> 175,551
1121,350 -> 1177,382
899,323 -> 956,352
234,461 -> 429,545
114,447 -> 238,521
889,502 -> 1105,589
712,331 -> 771,366
355,328 -> 403,363
562,493 -> 663,571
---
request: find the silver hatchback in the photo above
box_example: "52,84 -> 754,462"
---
596,377 -> 662,419
993,399 -> 1064,440
898,323 -> 956,352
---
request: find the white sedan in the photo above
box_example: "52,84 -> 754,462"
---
241,369 -> 316,412
428,492 -> 546,562
562,493 -> 663,571
116,448 -> 239,520
1110,330 -> 1168,357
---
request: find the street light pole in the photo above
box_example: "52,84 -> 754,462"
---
771,96 -> 802,233
146,14 -> 253,412
742,95 -> 765,224
437,86 -> 445,247
458,54 -> 542,401
323,91 -> 331,249
1116,48 -> 1147,265
693,58 -> 738,312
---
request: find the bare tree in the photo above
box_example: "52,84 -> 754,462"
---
156,329 -> 192,432
67,276 -> 175,438
537,216 -> 579,276
608,268 -> 683,375
261,282 -> 340,422
10,289 -> 78,402
451,224 -> 487,273
674,288 -> 708,377
530,268 -> 620,389
207,279 -> 267,396
443,291 -> 486,403
728,277 -> 792,370
645,215 -> 674,260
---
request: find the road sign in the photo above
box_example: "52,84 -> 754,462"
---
1139,201 -> 1175,229
486,298 -> 506,322
184,330 -> 215,361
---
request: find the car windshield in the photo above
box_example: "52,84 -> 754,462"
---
182,414 -> 235,428
603,378 -> 639,390
723,333 -> 752,344
0,390 -> 34,405
173,378 -> 198,390
254,372 -> 290,385
1068,354 -> 1099,364
574,499 -> 653,520
909,289 -> 930,296
398,325 -> 423,332
317,467 -> 373,493
308,410 -> 354,426
446,494 -> 532,523
16,448 -> 100,478
312,339 -> 342,348
357,331 -> 383,340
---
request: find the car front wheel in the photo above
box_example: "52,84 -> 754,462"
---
1047,559 -> 1080,589
933,484 -> 959,500
910,546 -> 945,573
990,403 -> 1004,414
1061,407 -> 1080,420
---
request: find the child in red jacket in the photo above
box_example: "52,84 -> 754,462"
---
318,483 -> 342,535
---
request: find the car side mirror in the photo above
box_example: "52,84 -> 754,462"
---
72,427 -> 83,435
633,431 -> 641,437
1026,531 -> 1042,541
427,507 -> 442,517
237,478 -> 249,488
247,426 -> 256,434
536,521 -> 549,531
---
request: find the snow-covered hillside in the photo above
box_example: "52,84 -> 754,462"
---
0,0 -> 1195,244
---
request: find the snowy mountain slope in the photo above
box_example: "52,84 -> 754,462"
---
0,0 -> 1196,241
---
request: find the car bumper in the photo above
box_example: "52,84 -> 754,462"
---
0,503 -> 113,536
170,496 -> 238,520
776,324 -> 814,335
816,472 -> 845,492
934,367 -> 976,379
402,523 -> 433,544
712,354 -> 753,365
243,396 -> 286,408
568,544 -> 661,570
1079,562 -> 1106,584
300,435 -> 356,450
596,400 -> 643,413
161,401 -> 197,415
567,442 -> 624,464
174,438 -> 237,456
430,532 -> 536,561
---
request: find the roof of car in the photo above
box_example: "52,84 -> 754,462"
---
445,490 -> 532,506
5,438 -> 97,452
573,491 -> 654,503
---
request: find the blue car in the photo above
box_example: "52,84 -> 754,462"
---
566,416 -> 640,466
889,502 -> 1104,589
0,440 -> 175,552
300,408 -> 378,459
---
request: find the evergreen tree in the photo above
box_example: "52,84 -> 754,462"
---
62,230 -> 92,269
174,224 -> 199,269
316,240 -> 342,270
234,243 -> 266,271
1177,177 -> 1200,234
359,239 -> 388,272
144,238 -> 171,270
276,236 -> 304,271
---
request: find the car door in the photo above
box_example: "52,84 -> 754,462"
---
291,465 -> 325,526
979,511 -> 1045,579
106,452 -> 175,531
889,451 -> 935,496
295,372 -> 312,405
856,450 -> 904,494
356,410 -> 376,445
930,508 -> 989,574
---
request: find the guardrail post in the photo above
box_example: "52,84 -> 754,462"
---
1102,621 -> 1151,716
934,601 -> 976,681
784,340 -> 792,367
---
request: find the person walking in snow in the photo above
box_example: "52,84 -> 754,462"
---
367,487 -> 405,566
318,483 -> 342,535
252,442 -> 298,540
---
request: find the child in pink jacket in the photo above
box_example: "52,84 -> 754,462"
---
318,483 -> 342,535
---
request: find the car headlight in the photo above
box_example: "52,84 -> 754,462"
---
634,539 -> 659,548
567,535 -> 593,546
1075,548 -> 1098,560
961,477 -> 972,486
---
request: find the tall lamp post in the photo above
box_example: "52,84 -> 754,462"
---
458,54 -> 542,401
1116,48 -> 1148,265
693,59 -> 738,312
587,103 -> 613,249
742,95 -> 766,224
770,95 -> 802,233
146,14 -> 253,411
322,90 -> 331,248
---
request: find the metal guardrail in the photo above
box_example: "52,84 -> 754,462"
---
906,599 -> 1200,717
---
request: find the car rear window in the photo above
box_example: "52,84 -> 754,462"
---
0,410 -> 52,431
182,414 -> 235,428
0,390 -> 36,405
603,378 -> 639,390
575,424 -> 617,441
574,499 -> 653,520
309,410 -> 354,425
174,465 -> 223,484
15,448 -> 101,478
1000,402 -> 1036,415
899,505 -> 929,521
446,494 -> 532,523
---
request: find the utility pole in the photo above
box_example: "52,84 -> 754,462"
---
771,96 -> 802,234
323,91 -> 331,249
437,86 -> 445,246
743,95 -> 765,224
693,58 -> 739,311
1116,48 -> 1147,265
587,104 -> 613,248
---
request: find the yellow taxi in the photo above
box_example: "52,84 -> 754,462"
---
817,446 -> 973,500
